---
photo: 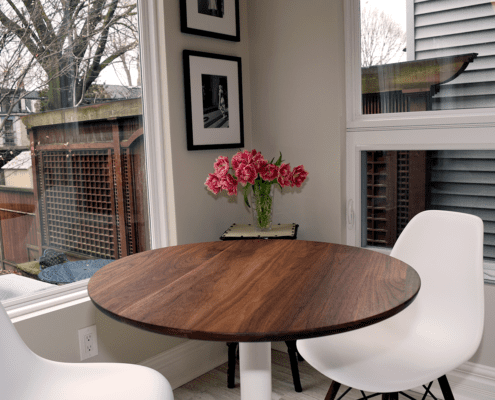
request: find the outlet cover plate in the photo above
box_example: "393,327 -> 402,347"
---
78,325 -> 98,361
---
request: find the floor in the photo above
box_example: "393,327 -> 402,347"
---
173,349 -> 432,400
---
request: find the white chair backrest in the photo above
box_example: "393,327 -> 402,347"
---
390,210 -> 484,355
0,302 -> 39,382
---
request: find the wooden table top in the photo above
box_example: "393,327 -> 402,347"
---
88,240 -> 420,342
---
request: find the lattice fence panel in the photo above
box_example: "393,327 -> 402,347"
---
111,154 -> 122,259
122,150 -> 135,255
40,150 -> 115,259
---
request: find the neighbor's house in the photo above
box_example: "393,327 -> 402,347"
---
0,90 -> 39,185
0,89 -> 39,147
407,0 -> 495,110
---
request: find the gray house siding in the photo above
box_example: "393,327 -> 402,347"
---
408,0 -> 495,110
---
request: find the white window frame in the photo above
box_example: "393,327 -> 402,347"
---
344,0 -> 495,276
346,0 -> 495,131
2,0 -> 170,316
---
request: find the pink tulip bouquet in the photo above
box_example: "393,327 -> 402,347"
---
205,149 -> 308,230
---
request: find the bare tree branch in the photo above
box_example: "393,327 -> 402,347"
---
0,0 -> 140,111
361,5 -> 406,67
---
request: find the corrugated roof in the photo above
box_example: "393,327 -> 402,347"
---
2,151 -> 31,170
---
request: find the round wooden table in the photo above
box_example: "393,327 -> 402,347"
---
88,240 -> 420,400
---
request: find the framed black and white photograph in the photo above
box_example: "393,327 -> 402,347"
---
180,0 -> 240,42
183,50 -> 244,151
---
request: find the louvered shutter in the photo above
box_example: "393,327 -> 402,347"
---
428,150 -> 495,261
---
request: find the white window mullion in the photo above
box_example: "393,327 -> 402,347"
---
138,0 -> 170,250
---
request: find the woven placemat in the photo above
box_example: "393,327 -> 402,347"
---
220,223 -> 298,240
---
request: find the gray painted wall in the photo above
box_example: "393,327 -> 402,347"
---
246,0 -> 347,243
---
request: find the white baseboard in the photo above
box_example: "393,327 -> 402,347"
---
139,340 -> 228,389
141,340 -> 495,399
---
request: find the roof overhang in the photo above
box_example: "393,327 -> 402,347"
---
362,53 -> 478,94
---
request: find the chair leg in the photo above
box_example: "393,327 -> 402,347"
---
285,340 -> 303,392
227,342 -> 238,388
382,393 -> 398,400
438,375 -> 455,400
325,380 -> 342,400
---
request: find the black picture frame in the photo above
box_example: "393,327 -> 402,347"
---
180,0 -> 240,42
183,50 -> 244,151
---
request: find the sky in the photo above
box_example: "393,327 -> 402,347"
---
97,62 -> 140,87
361,0 -> 407,29
361,0 -> 407,63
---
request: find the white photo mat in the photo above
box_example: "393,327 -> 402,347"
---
181,0 -> 240,41
186,0 -> 236,36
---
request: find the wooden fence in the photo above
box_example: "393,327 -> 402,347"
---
0,99 -> 148,272
0,187 -> 38,271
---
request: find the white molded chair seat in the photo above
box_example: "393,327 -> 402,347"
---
0,303 -> 174,400
297,210 -> 484,396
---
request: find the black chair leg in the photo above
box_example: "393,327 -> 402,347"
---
285,340 -> 303,392
325,380 -> 342,400
438,375 -> 455,400
227,342 -> 238,388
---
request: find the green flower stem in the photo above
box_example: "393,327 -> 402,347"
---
252,180 -> 273,230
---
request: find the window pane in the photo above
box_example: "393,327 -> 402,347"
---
361,0 -> 495,114
362,150 -> 495,262
0,0 -> 149,302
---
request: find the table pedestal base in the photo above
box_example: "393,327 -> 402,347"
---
239,342 -> 272,400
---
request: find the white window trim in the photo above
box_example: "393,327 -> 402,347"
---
344,0 -> 495,280
138,0 -> 170,251
345,0 -> 495,131
2,0 -> 169,315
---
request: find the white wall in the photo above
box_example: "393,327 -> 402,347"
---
471,284 -> 495,367
16,117 -> 30,147
4,168 -> 33,188
247,0 -> 346,243
13,299 -> 186,364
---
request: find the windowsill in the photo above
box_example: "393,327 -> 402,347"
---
347,107 -> 495,131
2,279 -> 89,318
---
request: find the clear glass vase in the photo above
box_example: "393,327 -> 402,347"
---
250,183 -> 274,232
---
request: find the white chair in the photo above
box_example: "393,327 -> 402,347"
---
0,302 -> 174,400
297,210 -> 485,400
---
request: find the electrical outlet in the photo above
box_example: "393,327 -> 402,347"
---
78,325 -> 98,361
